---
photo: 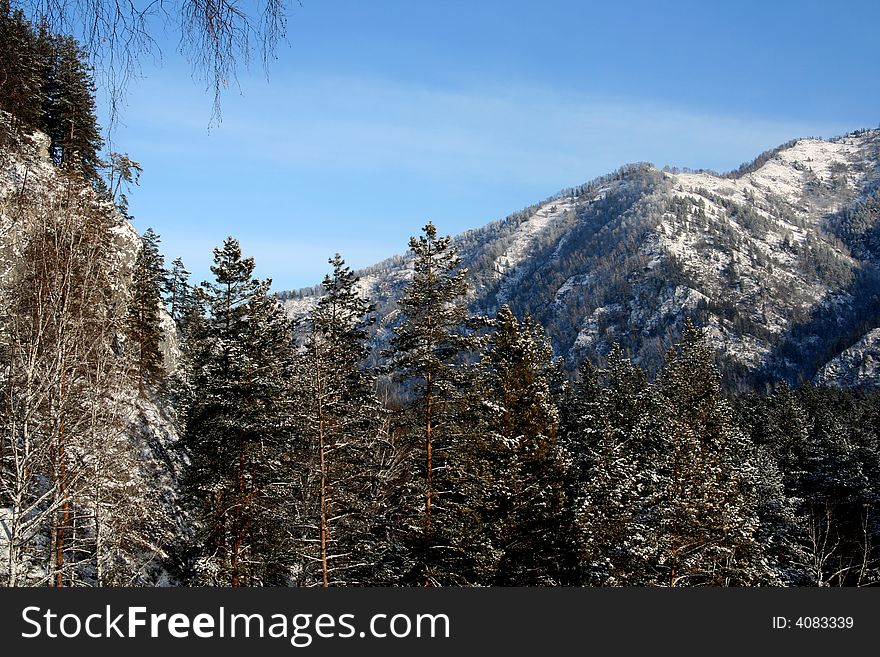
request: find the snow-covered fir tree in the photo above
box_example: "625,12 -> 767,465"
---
470,305 -> 574,585
652,321 -> 773,585
570,344 -> 661,585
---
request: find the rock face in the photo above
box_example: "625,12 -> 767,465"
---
283,129 -> 880,387
815,328 -> 880,389
1,112 -> 179,372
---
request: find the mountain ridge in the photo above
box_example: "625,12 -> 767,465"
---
281,128 -> 880,388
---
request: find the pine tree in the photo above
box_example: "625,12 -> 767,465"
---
296,254 -> 396,585
43,34 -> 103,180
181,238 -> 298,586
165,257 -> 195,324
653,321 -> 771,585
103,152 -> 142,218
734,384 -> 811,584
385,222 -> 482,585
785,385 -> 879,586
571,344 -> 660,585
127,228 -> 167,393
0,2 -> 45,129
163,256 -> 201,435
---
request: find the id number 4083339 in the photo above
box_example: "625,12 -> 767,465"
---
772,616 -> 854,630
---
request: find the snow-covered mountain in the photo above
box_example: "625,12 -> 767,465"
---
282,129 -> 880,388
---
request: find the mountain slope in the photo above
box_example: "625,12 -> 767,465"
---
282,129 -> 880,388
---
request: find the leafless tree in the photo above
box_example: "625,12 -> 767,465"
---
1,159 -> 166,586
18,0 -> 292,123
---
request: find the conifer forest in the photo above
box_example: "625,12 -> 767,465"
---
1,5 -> 880,588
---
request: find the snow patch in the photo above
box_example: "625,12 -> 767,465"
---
494,197 -> 576,302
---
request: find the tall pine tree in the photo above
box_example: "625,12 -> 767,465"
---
386,222 -> 482,585
181,238 -> 298,586
296,254 -> 398,585
43,33 -> 103,180
0,2 -> 45,129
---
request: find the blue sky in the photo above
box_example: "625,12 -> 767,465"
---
103,0 -> 880,291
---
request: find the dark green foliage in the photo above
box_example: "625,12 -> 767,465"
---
0,5 -> 103,180
469,305 -> 574,584
165,256 -> 200,328
651,322 -> 772,585
565,344 -> 661,585
564,325 -> 777,586
43,34 -> 103,178
0,1 -> 46,129
127,228 -> 167,392
737,385 -> 880,585
181,238 -> 299,586
385,222 -> 484,585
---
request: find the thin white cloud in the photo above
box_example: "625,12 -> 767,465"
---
125,71 -> 857,191
117,71 -> 863,290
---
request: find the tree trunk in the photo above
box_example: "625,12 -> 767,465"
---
230,444 -> 246,587
54,376 -> 68,588
315,342 -> 330,587
54,439 -> 67,588
424,372 -> 433,587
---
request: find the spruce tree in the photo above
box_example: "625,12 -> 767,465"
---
653,321 -> 771,585
472,305 -> 573,584
785,385 -> 879,585
572,344 -> 660,585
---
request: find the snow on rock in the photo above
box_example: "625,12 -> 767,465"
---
494,197 -> 576,302
553,274 -> 592,303
573,304 -> 626,352
282,293 -> 320,318
494,198 -> 576,276
159,309 -> 180,373
278,128 -> 880,385
815,328 -> 880,389
673,135 -> 871,221
1,114 -> 185,584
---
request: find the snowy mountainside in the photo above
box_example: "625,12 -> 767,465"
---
0,113 -> 184,583
815,328 -> 880,389
282,129 -> 880,388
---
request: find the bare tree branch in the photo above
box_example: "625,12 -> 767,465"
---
17,0 -> 293,126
